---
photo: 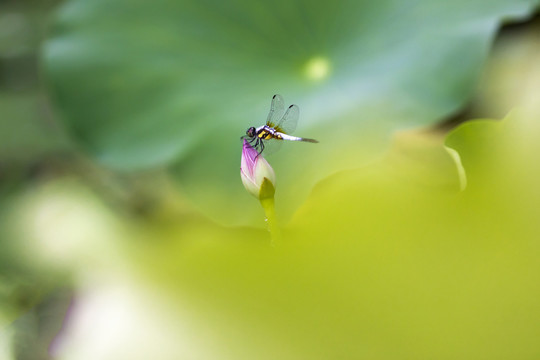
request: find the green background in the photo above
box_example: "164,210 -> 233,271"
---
1,0 -> 540,359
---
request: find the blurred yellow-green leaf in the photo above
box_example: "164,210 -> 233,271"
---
93,110 -> 538,360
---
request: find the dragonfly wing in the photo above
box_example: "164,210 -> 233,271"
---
274,104 -> 299,135
260,138 -> 283,155
266,94 -> 285,128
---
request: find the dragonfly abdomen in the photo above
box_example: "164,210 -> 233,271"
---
278,132 -> 318,143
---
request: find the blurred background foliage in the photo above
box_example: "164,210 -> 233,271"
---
1,0 -> 540,359
43,0 -> 538,224
0,0 -> 68,169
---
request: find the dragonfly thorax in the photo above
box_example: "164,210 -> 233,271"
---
256,125 -> 278,140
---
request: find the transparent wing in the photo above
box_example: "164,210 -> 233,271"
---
260,138 -> 283,155
266,94 -> 285,128
274,104 -> 299,135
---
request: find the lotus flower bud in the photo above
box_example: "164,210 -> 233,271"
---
240,139 -> 276,199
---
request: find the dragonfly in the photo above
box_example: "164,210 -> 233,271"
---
243,94 -> 318,155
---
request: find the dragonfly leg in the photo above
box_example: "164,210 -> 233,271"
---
256,139 -> 265,158
246,136 -> 258,148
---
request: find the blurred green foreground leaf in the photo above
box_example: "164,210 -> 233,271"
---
25,109 -> 535,359
43,0 -> 539,224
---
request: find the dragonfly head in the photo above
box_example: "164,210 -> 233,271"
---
246,127 -> 256,137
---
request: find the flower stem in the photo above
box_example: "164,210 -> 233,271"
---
259,197 -> 281,245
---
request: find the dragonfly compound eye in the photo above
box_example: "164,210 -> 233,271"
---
247,127 -> 256,137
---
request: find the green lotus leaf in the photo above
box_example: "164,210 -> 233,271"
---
446,109 -> 540,202
118,118 -> 540,359
8,110 -> 540,359
43,0 -> 539,224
